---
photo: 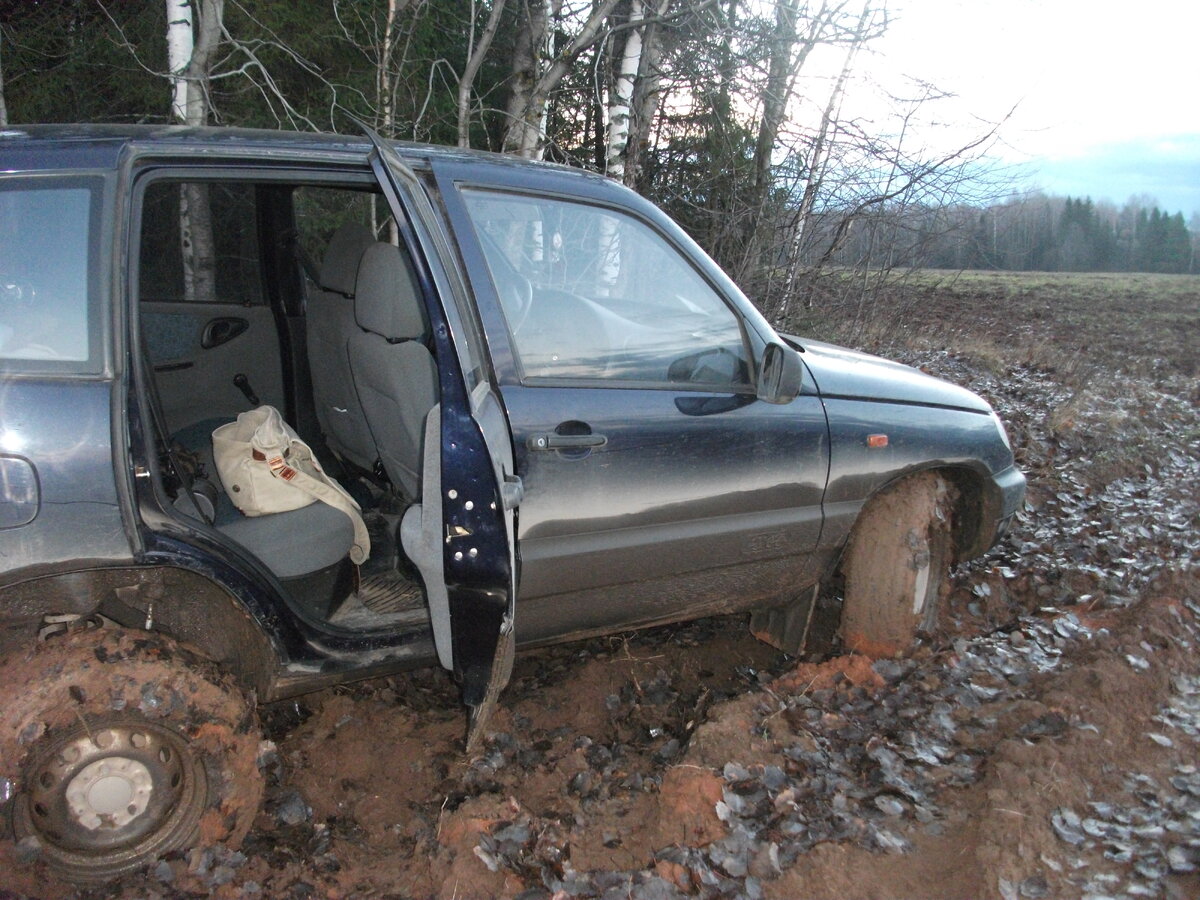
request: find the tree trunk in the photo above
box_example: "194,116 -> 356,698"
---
623,0 -> 671,187
166,0 -> 193,121
167,0 -> 223,305
504,0 -> 620,158
457,0 -> 508,148
785,2 -> 873,315
738,0 -> 833,282
182,0 -> 223,127
750,0 -> 801,205
503,0 -> 551,157
378,0 -> 405,138
604,0 -> 645,179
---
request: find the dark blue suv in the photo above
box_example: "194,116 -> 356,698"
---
0,125 -> 1023,883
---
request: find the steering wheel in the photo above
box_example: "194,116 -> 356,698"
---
498,267 -> 534,337
474,232 -> 535,336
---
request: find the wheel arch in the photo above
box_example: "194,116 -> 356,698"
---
833,462 -> 999,576
0,626 -> 265,885
0,564 -> 279,700
934,463 -> 1002,563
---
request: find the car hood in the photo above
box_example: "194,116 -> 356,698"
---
782,335 -> 992,414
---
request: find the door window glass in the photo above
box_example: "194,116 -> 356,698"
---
140,182 -> 263,305
0,177 -> 100,365
460,189 -> 751,388
293,186 -> 388,266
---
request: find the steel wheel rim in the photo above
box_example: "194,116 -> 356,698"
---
20,718 -> 205,857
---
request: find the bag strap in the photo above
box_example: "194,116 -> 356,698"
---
264,450 -> 371,566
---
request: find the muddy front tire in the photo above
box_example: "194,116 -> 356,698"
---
840,472 -> 955,658
0,627 -> 263,884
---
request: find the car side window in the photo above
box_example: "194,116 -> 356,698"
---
293,186 -> 386,267
0,176 -> 100,366
139,181 -> 264,305
460,188 -> 751,389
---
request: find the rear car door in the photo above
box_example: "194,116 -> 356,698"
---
367,134 -> 519,748
434,164 -> 830,643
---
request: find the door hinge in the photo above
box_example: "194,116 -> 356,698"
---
501,474 -> 523,510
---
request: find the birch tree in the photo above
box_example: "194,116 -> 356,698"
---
458,0 -> 508,147
620,0 -> 676,186
167,0 -> 223,303
167,0 -> 223,127
603,0 -> 645,178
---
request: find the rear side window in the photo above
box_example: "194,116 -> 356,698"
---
139,181 -> 264,305
0,176 -> 102,368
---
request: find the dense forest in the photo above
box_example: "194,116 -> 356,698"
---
1,0 -> 1195,322
832,194 -> 1197,276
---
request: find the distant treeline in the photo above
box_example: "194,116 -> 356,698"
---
820,194 -> 1198,275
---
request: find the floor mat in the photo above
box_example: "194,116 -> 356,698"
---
358,569 -> 424,614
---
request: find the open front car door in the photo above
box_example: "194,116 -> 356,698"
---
362,126 -> 520,752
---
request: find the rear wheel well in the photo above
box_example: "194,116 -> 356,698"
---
0,566 -> 277,698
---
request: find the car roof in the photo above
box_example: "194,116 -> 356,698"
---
0,123 -> 606,183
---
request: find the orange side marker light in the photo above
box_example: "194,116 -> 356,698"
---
866,433 -> 889,448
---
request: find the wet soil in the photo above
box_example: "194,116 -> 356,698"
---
9,273 -> 1200,899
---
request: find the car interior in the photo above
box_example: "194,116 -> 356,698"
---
134,177 -> 436,634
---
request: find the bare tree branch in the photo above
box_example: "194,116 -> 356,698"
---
458,0 -> 508,147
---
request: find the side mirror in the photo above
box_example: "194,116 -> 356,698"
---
757,342 -> 803,404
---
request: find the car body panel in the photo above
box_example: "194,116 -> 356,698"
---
790,336 -> 992,413
498,382 -> 828,641
0,380 -> 131,580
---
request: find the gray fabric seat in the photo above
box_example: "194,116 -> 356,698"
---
214,499 -> 354,580
307,222 -> 378,472
171,422 -> 356,580
349,242 -> 437,501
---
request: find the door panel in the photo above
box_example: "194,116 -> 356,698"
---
440,180 -> 829,641
141,301 -> 284,434
503,383 -> 828,641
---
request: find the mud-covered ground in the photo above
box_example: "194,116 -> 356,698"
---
9,273 -> 1200,900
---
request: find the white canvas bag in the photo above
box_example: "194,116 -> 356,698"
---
212,406 -> 370,565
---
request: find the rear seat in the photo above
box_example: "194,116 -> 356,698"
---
215,500 -> 353,580
172,421 -> 354,581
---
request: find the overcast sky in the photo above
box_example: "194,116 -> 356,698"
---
853,0 -> 1200,217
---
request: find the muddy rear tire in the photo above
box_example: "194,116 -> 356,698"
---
840,472 -> 954,658
0,627 -> 263,884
